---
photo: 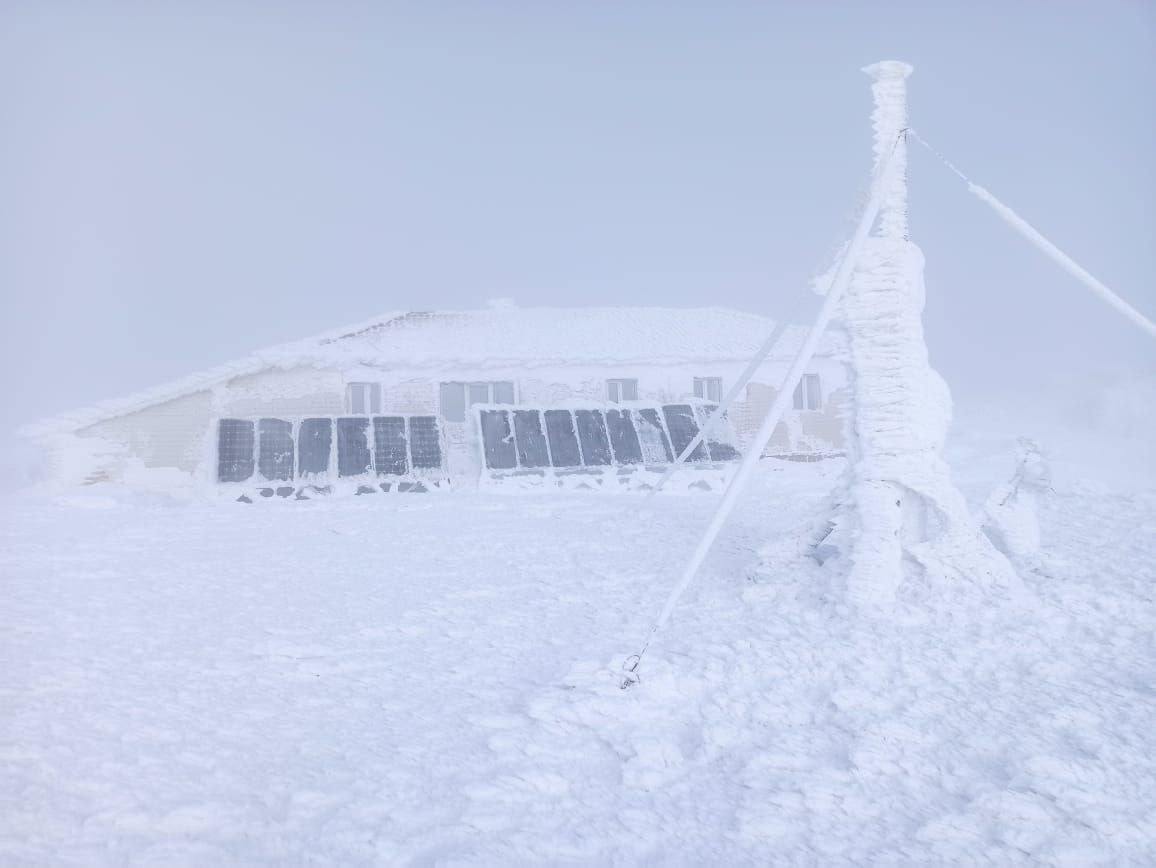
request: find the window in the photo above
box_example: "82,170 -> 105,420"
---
793,373 -> 822,411
438,381 -> 515,422
606,378 -> 638,403
693,377 -> 723,403
347,382 -> 381,415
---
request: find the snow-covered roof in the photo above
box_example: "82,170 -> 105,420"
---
25,305 -> 840,437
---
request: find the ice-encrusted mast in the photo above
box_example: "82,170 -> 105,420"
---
822,61 -> 1020,607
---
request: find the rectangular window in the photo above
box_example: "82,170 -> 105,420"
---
347,382 -> 381,415
693,377 -> 723,403
607,378 -> 638,403
793,373 -> 822,411
468,382 -> 490,406
439,381 -> 516,422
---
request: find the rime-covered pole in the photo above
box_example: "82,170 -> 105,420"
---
827,61 -> 1020,607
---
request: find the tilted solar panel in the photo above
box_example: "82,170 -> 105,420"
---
544,409 -> 582,468
336,417 -> 372,477
297,418 -> 332,477
373,416 -> 408,476
258,418 -> 294,481
574,410 -> 612,466
605,408 -> 643,465
480,410 -> 517,470
513,409 -> 550,468
635,408 -> 674,463
218,419 -> 255,482
661,404 -> 708,462
408,416 -> 443,469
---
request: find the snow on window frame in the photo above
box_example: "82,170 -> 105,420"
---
793,373 -> 822,411
606,378 -> 639,403
346,382 -> 382,415
693,377 -> 723,403
439,381 -> 516,422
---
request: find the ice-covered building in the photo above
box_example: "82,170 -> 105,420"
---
25,305 -> 848,495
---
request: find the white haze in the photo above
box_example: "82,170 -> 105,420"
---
1,2 -> 1153,483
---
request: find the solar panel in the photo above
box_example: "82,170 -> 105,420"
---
297,418 -> 332,476
480,410 -> 517,469
574,410 -> 612,466
635,408 -> 674,463
697,404 -> 742,461
217,419 -> 255,482
513,409 -> 550,468
544,409 -> 582,468
336,417 -> 372,477
258,418 -> 294,481
605,408 -> 642,464
373,416 -> 408,476
662,404 -> 708,462
408,416 -> 443,469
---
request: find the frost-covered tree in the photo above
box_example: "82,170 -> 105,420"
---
820,62 -> 1022,607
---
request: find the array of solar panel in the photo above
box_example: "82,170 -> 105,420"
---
478,404 -> 740,471
216,416 -> 443,483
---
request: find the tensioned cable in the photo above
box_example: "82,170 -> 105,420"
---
908,128 -> 1156,341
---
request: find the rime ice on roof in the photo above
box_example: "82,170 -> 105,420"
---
25,305 -> 838,437
322,307 -> 837,369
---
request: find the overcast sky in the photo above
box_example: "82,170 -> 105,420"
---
1,1 -> 1153,443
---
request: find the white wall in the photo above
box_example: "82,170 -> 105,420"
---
56,357 -> 848,487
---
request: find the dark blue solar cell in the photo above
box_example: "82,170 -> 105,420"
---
257,418 -> 294,481
636,408 -> 674,463
480,410 -> 516,470
408,417 -> 443,469
574,410 -> 612,466
698,404 -> 742,462
544,410 -> 582,468
297,418 -> 332,476
373,417 -> 408,476
605,408 -> 642,465
217,419 -> 255,482
336,417 -> 372,477
662,404 -> 708,462
513,410 -> 550,468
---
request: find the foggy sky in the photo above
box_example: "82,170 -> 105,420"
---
1,2 -> 1153,446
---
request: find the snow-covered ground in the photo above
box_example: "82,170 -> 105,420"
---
2,442 -> 1154,864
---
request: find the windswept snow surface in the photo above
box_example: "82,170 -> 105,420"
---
2,456 -> 1154,864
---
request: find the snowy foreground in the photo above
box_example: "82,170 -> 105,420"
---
2,450 -> 1154,865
